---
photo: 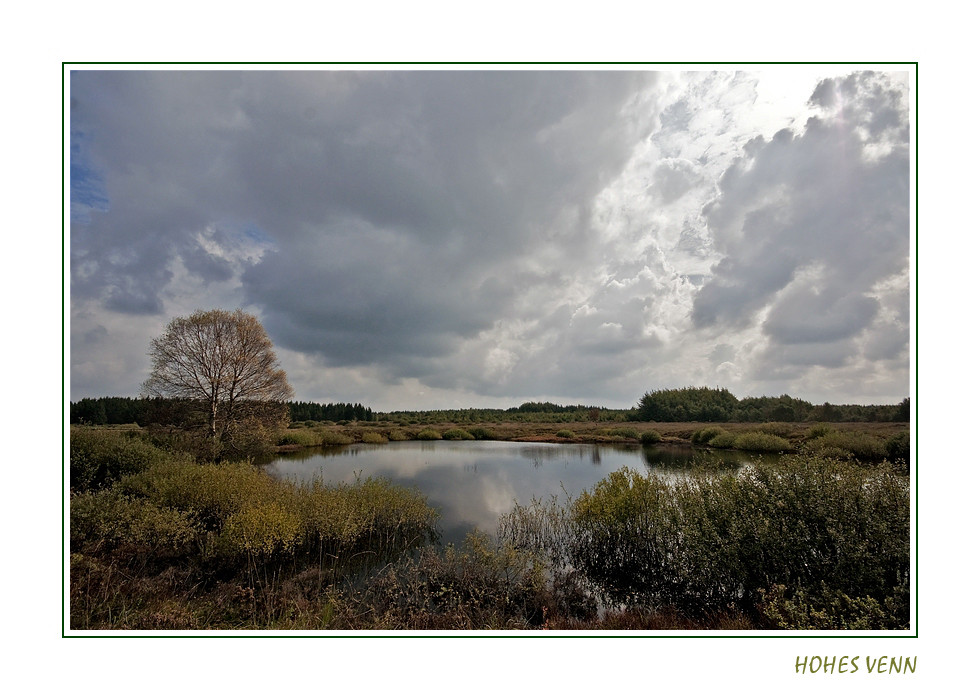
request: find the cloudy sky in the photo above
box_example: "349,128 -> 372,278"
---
69,67 -> 911,411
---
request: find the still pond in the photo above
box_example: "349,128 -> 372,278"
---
260,441 -> 775,545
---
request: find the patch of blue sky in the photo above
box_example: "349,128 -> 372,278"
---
70,131 -> 109,223
241,223 -> 276,248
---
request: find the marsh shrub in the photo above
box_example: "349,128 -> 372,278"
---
556,429 -> 576,439
352,531 -> 550,629
416,429 -> 442,440
360,431 -> 387,444
321,431 -> 355,446
80,455 -> 436,572
732,431 -> 791,452
640,430 -> 662,444
805,431 -> 888,461
609,426 -> 640,440
70,488 -> 197,557
500,457 -> 910,627
760,583 -> 909,631
886,431 -> 911,464
220,500 -> 303,559
442,428 -> 475,440
758,422 -> 794,437
806,424 -> 834,439
469,427 -> 497,440
117,460 -> 277,532
70,428 -> 172,491
707,431 -> 736,449
692,427 -> 726,445
387,429 -> 410,441
276,429 -> 322,447
298,476 -> 438,565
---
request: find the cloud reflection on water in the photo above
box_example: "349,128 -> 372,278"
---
264,441 -> 758,545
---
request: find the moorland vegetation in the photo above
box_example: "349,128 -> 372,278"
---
69,421 -> 910,631
68,312 -> 911,630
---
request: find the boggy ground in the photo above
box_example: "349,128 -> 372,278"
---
278,419 -> 911,449
70,426 -> 911,631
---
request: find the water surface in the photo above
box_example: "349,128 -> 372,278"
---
261,441 -> 769,545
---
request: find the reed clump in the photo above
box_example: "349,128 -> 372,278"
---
499,456 -> 910,629
442,428 -> 475,440
732,431 -> 792,452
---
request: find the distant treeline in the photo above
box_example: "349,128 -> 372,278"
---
288,400 -> 374,423
379,403 -> 629,425
635,387 -> 910,423
69,388 -> 910,427
69,396 -> 376,426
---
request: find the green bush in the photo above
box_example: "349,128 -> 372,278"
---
416,429 -> 442,440
360,431 -> 387,444
806,423 -> 834,439
886,431 -> 911,464
321,431 -> 355,446
298,477 -> 438,559
70,428 -> 173,491
387,429 -> 410,441
500,457 -> 910,627
276,429 -> 322,447
117,459 -> 278,532
805,431 -> 888,461
691,427 -> 726,445
556,429 -> 576,439
706,431 -> 736,449
220,500 -> 303,559
442,428 -> 475,440
758,422 -> 794,437
640,430 -> 662,445
470,427 -> 497,440
732,431 -> 792,453
70,489 -> 198,557
760,583 -> 909,631
353,531 -> 552,629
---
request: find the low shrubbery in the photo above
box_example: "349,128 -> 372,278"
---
339,532 -> 554,629
70,425 -> 911,630
416,429 -> 442,440
692,426 -> 726,445
804,430 -> 888,461
70,427 -> 175,491
556,429 -> 576,439
706,431 -> 737,449
607,426 -> 640,440
442,428 -> 475,440
499,456 -> 909,628
360,431 -> 387,444
886,431 -> 911,464
276,428 -> 324,447
806,423 -> 834,439
469,427 -> 497,440
757,422 -> 794,437
70,431 -> 440,628
320,431 -> 355,446
640,430 -> 662,444
732,431 -> 792,452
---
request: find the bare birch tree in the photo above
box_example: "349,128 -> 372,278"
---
142,309 -> 294,446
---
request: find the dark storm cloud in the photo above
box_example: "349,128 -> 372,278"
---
71,70 -> 654,328
692,72 -> 909,366
69,68 -> 910,407
764,288 -> 879,345
232,72 -> 654,373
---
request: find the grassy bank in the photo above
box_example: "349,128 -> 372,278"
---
68,426 -> 911,630
274,419 -> 910,462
